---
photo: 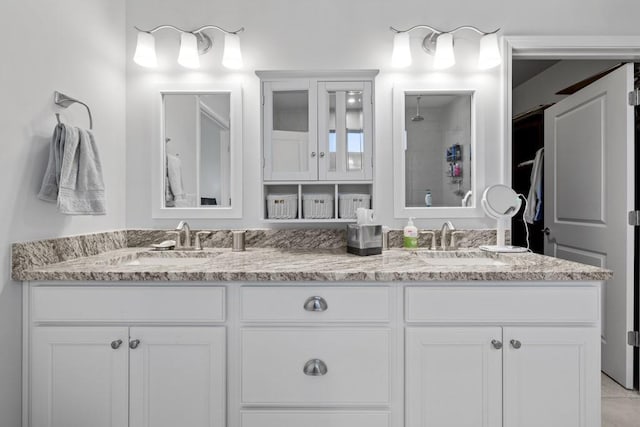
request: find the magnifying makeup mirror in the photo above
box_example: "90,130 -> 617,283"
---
480,184 -> 529,253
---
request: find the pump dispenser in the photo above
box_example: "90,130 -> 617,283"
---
403,217 -> 418,249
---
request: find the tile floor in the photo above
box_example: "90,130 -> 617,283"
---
602,373 -> 640,426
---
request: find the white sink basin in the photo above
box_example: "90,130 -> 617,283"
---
111,251 -> 224,268
413,251 -> 508,267
419,257 -> 507,267
123,257 -> 212,267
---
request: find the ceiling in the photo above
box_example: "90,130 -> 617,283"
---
512,60 -> 560,88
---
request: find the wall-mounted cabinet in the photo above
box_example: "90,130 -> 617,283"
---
258,70 -> 377,222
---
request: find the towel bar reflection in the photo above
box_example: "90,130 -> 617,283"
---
54,91 -> 93,130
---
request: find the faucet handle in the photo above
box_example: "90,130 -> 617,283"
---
421,231 -> 437,251
195,231 -> 213,251
450,231 -> 465,250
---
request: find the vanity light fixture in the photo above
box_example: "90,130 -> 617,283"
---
133,24 -> 245,69
390,25 -> 501,70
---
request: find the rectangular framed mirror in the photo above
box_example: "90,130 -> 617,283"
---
152,84 -> 242,218
393,86 -> 483,218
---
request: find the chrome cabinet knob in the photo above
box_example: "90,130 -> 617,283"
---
303,359 -> 328,376
304,296 -> 328,312
542,227 -> 551,236
319,152 -> 325,158
491,339 -> 503,350
510,339 -> 522,349
110,339 -> 123,350
311,152 -> 317,158
129,339 -> 141,350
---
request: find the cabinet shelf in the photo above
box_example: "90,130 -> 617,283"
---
263,182 -> 373,222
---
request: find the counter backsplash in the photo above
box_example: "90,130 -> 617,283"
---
11,228 -> 506,280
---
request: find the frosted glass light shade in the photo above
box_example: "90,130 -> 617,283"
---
434,33 -> 455,69
133,32 -> 157,68
222,33 -> 243,69
391,32 -> 412,68
478,33 -> 501,69
178,32 -> 200,69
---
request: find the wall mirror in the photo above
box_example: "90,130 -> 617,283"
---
393,87 -> 482,218
153,85 -> 242,218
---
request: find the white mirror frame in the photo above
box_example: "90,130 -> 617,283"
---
152,83 -> 243,219
392,85 -> 485,218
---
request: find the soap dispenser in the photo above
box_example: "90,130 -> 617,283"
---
403,217 -> 418,249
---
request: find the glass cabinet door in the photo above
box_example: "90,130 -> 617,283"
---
318,81 -> 372,180
263,81 -> 317,181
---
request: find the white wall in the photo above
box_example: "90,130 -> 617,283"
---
125,0 -> 640,231
513,60 -> 620,116
0,1 -> 126,425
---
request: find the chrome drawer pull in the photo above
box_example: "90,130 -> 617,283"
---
129,339 -> 141,350
303,359 -> 328,376
110,339 -> 123,350
510,339 -> 522,349
491,339 -> 503,350
303,296 -> 328,312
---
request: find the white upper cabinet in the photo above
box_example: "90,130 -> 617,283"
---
259,71 -> 377,182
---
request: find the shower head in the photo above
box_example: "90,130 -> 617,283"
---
411,96 -> 424,122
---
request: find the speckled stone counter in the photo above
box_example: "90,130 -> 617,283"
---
14,247 -> 612,282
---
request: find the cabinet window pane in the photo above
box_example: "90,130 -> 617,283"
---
273,91 -> 308,132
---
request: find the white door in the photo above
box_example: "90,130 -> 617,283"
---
544,63 -> 635,387
503,327 -> 600,427
129,326 -> 226,427
30,327 -> 129,427
317,81 -> 373,181
263,80 -> 318,181
405,327 -> 503,427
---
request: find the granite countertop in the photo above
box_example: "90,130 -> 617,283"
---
15,247 -> 613,282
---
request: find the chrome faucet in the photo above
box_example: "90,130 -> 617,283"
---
440,221 -> 456,250
176,221 -> 191,248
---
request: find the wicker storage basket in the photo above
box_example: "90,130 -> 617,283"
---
302,193 -> 334,219
266,194 -> 298,219
338,193 -> 371,219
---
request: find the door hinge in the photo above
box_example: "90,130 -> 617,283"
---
628,331 -> 640,347
261,95 -> 265,106
629,210 -> 640,226
263,157 -> 266,168
628,89 -> 640,106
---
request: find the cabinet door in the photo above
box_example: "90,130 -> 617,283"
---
503,327 -> 600,427
129,327 -> 226,427
31,327 -> 129,427
406,327 -> 503,427
318,81 -> 373,180
264,80 -> 318,181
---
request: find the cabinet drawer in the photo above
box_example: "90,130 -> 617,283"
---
405,286 -> 599,323
241,328 -> 391,405
241,286 -> 390,322
31,286 -> 225,323
241,411 -> 390,427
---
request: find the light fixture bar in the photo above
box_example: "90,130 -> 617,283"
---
389,24 -> 502,70
133,24 -> 245,69
135,25 -> 245,35
390,25 -> 499,36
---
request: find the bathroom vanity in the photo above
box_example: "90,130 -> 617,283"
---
15,246 -> 610,427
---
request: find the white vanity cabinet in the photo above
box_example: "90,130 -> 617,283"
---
23,281 -> 602,427
25,285 -> 226,427
405,286 -> 601,427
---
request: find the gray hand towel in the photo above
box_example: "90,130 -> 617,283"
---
57,127 -> 106,215
37,124 -> 67,202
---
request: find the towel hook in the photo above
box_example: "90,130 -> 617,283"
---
54,91 -> 93,130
